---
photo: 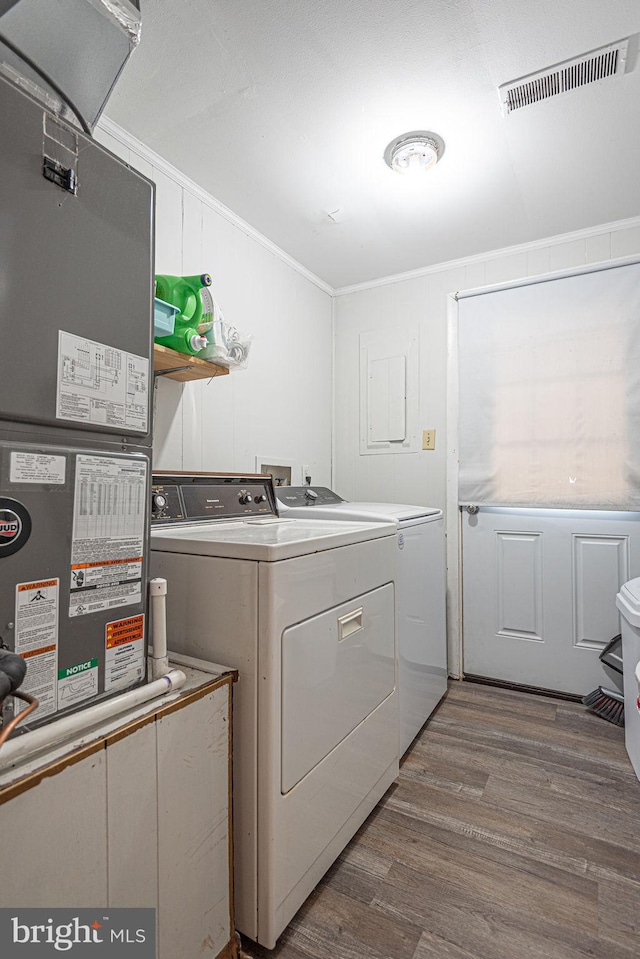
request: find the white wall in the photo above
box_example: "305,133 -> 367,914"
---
94,122 -> 334,484
90,118 -> 640,507
333,220 -> 640,512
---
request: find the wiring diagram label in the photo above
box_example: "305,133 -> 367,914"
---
14,578 -> 59,717
70,455 -> 147,617
56,330 -> 149,432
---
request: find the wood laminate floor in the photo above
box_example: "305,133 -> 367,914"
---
240,680 -> 640,959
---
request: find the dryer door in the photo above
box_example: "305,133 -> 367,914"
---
281,583 -> 395,793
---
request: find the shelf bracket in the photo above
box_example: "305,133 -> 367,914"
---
154,366 -> 193,378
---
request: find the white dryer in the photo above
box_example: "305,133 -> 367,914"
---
149,474 -> 399,949
277,487 -> 447,754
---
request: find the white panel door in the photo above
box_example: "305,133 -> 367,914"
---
462,507 -> 640,694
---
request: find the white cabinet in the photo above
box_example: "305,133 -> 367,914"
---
0,668 -> 237,959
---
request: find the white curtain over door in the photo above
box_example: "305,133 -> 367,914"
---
458,260 -> 640,511
456,259 -> 640,693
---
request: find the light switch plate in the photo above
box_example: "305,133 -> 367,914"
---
422,429 -> 436,450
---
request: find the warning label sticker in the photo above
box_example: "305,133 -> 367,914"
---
58,657 -> 99,707
70,455 -> 147,617
14,579 -> 59,717
105,614 -> 145,692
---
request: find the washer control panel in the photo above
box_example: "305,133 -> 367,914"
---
276,486 -> 345,508
151,473 -> 277,525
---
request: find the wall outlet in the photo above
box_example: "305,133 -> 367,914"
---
422,429 -> 436,451
302,464 -> 311,485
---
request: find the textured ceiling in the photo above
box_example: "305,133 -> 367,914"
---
106,0 -> 640,288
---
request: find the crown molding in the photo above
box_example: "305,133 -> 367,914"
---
334,215 -> 640,296
98,116 -> 334,297
98,116 -> 640,301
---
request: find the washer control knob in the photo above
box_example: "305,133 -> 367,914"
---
304,489 -> 318,500
151,492 -> 168,515
255,493 -> 267,504
238,490 -> 253,505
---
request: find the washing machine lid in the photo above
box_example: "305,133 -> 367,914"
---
315,502 -> 440,524
620,577 -> 640,604
278,497 -> 440,525
150,516 -> 396,561
616,577 -> 640,627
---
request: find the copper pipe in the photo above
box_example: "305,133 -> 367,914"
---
0,691 -> 39,749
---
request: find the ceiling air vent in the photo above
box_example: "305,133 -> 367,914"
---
499,38 -> 632,116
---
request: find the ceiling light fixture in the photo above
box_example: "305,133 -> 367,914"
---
383,130 -> 445,174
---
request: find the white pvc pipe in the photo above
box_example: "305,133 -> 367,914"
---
169,650 -> 233,676
0,668 -> 187,770
149,577 -> 170,679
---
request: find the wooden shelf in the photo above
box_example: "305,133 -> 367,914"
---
153,344 -> 229,382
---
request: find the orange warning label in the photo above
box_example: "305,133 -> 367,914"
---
22,644 -> 57,659
71,557 -> 143,571
106,614 -> 145,649
17,580 -> 58,592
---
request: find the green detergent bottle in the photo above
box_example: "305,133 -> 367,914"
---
154,273 -> 214,355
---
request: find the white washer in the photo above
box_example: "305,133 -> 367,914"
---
149,474 -> 399,949
277,487 -> 447,754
